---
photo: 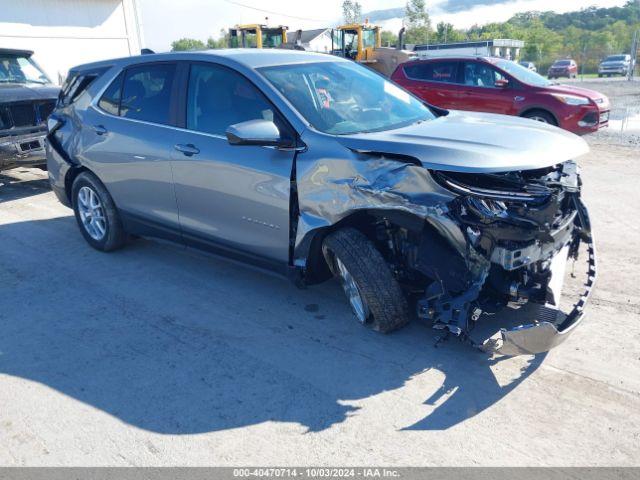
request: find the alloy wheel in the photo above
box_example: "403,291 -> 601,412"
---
334,256 -> 370,324
77,186 -> 107,241
529,115 -> 549,123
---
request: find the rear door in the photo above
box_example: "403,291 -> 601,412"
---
170,62 -> 295,267
83,62 -> 181,232
399,60 -> 462,109
457,60 -> 517,115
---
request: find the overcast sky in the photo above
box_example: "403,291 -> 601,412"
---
139,0 -> 628,51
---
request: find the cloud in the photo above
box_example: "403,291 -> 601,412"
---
437,0 -> 514,14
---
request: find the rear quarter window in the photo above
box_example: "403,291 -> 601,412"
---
59,67 -> 109,107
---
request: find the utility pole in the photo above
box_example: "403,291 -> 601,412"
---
629,28 -> 639,82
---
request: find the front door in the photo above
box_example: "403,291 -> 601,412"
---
458,61 -> 516,115
171,62 -> 295,266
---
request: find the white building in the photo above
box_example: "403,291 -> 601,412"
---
288,28 -> 333,53
0,0 -> 144,84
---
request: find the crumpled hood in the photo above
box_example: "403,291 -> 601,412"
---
0,83 -> 60,103
334,110 -> 590,173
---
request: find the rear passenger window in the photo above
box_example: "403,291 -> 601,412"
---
120,64 -> 176,124
98,72 -> 123,115
186,63 -> 277,137
404,61 -> 458,83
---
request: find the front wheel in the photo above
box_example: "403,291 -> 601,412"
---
72,172 -> 127,252
522,110 -> 557,126
323,228 -> 410,333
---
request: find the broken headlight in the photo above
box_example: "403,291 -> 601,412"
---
466,197 -> 509,219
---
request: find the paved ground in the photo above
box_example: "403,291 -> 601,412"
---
1,112 -> 639,466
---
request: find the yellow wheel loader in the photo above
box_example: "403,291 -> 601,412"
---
331,24 -> 415,76
229,24 -> 288,49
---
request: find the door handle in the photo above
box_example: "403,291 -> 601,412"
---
174,143 -> 200,156
93,125 -> 107,135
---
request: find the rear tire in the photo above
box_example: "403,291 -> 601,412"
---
72,171 -> 127,252
323,228 -> 410,333
522,110 -> 557,126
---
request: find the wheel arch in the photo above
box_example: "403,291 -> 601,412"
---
519,107 -> 559,126
299,208 -> 462,285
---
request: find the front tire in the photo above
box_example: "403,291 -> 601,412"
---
522,110 -> 557,126
72,172 -> 127,252
323,228 -> 410,333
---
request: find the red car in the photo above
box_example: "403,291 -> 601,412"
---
548,58 -> 578,79
391,56 -> 610,135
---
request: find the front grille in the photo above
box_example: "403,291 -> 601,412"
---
1,100 -> 56,130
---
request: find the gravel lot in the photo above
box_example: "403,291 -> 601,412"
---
1,80 -> 639,466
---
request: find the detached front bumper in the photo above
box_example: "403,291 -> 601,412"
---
0,129 -> 47,170
481,235 -> 596,356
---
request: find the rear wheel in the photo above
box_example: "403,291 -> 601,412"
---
323,228 -> 410,333
522,110 -> 557,126
72,172 -> 127,252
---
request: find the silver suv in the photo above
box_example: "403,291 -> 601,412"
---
46,50 -> 596,356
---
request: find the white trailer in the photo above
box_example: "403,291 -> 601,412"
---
412,39 -> 524,61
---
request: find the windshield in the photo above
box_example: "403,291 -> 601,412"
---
554,60 -> 571,66
605,55 -> 626,62
0,54 -> 51,84
259,61 -> 435,135
493,59 -> 551,87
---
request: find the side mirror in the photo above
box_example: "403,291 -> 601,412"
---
495,78 -> 509,88
226,119 -> 283,147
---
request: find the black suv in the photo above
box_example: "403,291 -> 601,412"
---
0,49 -> 59,171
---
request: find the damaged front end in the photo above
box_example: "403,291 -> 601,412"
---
417,161 -> 596,355
295,149 -> 595,356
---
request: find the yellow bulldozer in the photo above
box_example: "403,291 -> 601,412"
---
229,24 -> 288,49
331,23 -> 415,76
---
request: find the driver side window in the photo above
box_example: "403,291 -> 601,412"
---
186,63 -> 278,137
462,61 -> 505,88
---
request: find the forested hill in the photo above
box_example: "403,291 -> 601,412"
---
458,1 -> 640,72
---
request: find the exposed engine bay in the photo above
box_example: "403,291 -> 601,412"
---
378,161 -> 594,354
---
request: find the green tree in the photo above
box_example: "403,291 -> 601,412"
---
171,38 -> 206,51
435,22 -> 464,43
380,30 -> 398,47
405,0 -> 430,28
342,0 -> 362,24
404,0 -> 432,44
207,29 -> 230,49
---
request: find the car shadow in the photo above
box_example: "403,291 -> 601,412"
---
0,215 -> 546,434
0,169 -> 51,203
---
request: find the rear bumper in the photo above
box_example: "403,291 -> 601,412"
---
481,235 -> 596,356
0,129 -> 47,170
